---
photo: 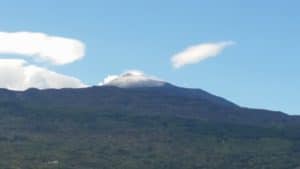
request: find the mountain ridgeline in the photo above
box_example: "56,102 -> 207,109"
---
0,83 -> 300,169
0,84 -> 297,126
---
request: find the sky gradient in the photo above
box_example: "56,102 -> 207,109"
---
0,0 -> 299,114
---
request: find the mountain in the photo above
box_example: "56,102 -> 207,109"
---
0,75 -> 300,168
102,71 -> 166,88
0,83 -> 296,126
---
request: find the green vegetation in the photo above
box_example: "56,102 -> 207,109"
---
0,108 -> 300,169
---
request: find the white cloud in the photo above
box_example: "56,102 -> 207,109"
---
171,41 -> 235,68
0,32 -> 85,65
99,70 -> 166,88
101,75 -> 119,85
0,59 -> 86,91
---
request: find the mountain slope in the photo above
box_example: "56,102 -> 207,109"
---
0,84 -> 296,126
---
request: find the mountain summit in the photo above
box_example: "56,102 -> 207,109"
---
101,70 -> 166,88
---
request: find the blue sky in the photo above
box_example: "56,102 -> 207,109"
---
0,0 -> 299,114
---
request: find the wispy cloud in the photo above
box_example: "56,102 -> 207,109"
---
0,59 -> 86,91
0,32 -> 85,65
171,41 -> 235,68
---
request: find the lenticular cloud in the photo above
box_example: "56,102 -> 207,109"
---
171,41 -> 235,68
0,32 -> 85,65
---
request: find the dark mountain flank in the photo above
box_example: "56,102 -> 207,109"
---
0,85 -> 300,169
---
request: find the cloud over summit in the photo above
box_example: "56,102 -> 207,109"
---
100,70 -> 166,88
